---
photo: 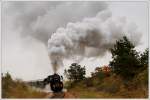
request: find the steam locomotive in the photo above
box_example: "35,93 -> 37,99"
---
43,73 -> 63,92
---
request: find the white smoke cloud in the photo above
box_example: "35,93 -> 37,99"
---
3,1 -> 109,79
48,10 -> 142,72
4,1 -> 107,44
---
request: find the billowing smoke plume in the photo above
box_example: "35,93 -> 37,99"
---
4,1 -> 108,73
48,10 -> 141,72
4,1 -> 107,45
4,1 -> 142,73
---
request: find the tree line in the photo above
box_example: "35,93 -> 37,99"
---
64,36 -> 148,82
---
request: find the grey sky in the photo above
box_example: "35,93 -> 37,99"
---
2,1 -> 148,81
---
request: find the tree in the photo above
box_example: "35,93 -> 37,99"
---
64,63 -> 86,82
136,48 -> 149,76
140,48 -> 148,67
109,36 -> 141,80
2,72 -> 13,97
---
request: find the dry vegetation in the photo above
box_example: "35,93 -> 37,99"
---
64,37 -> 148,98
2,73 -> 47,98
66,69 -> 148,98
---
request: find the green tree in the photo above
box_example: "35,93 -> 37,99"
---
2,72 -> 13,97
64,63 -> 86,82
136,48 -> 149,85
140,48 -> 148,67
109,36 -> 140,80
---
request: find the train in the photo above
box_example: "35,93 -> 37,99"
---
43,73 -> 63,92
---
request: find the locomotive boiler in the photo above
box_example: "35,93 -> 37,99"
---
43,73 -> 63,92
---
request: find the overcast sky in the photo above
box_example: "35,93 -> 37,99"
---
2,1 -> 148,81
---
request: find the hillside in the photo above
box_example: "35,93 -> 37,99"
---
2,66 -> 148,98
64,37 -> 148,98
66,68 -> 148,98
2,73 -> 47,98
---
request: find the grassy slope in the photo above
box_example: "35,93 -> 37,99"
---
2,74 -> 47,98
67,69 -> 148,98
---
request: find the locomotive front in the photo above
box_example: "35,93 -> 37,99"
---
43,73 -> 63,92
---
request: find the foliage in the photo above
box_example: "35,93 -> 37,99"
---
96,75 -> 122,93
140,48 -> 148,66
68,73 -> 148,98
64,63 -> 86,82
134,69 -> 148,87
109,36 -> 141,80
139,48 -> 149,72
92,66 -> 111,78
66,37 -> 148,98
2,72 -> 47,98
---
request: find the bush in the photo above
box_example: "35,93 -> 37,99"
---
84,77 -> 94,87
133,69 -> 148,87
96,75 -> 122,93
